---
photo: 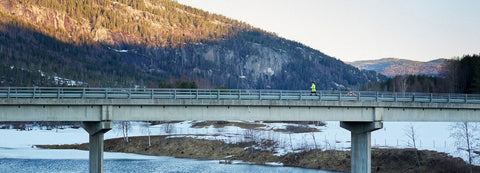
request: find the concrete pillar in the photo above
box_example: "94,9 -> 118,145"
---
82,121 -> 112,173
341,121 -> 383,173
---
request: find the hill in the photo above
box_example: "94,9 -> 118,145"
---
0,0 -> 384,89
348,58 -> 444,77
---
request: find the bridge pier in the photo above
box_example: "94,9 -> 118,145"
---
341,121 -> 383,173
82,121 -> 112,173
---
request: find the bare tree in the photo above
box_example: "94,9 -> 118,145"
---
141,121 -> 152,148
243,128 -> 257,156
114,121 -> 131,143
405,124 -> 421,172
451,122 -> 479,173
311,132 -> 320,168
163,121 -> 174,134
288,132 -> 294,152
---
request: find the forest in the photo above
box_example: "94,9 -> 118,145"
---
1,0 -> 382,89
365,54 -> 480,94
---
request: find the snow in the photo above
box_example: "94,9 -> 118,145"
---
0,127 -> 160,160
38,70 -> 45,77
265,162 -> 284,167
265,68 -> 274,76
107,47 -> 129,53
53,76 -> 85,86
0,121 -> 471,164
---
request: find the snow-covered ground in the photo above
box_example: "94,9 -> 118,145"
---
0,121 -> 468,163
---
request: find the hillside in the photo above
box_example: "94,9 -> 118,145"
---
0,0 -> 384,89
348,58 -> 444,77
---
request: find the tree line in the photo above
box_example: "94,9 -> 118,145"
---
12,0 -> 254,47
365,54 -> 480,94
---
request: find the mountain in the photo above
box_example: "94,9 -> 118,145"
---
0,0 -> 385,89
348,58 -> 445,77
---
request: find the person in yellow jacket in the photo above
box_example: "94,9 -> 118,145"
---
310,81 -> 317,96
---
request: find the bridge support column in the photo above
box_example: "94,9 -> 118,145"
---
341,121 -> 383,173
82,121 -> 112,173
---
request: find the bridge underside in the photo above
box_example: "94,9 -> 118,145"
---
1,99 -> 480,122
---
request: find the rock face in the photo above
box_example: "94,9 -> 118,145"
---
130,34 -> 384,89
0,0 -> 384,89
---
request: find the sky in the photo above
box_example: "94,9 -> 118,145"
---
176,0 -> 480,62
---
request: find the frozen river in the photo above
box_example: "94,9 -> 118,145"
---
0,121 -> 471,172
0,122 -> 339,173
0,156 -> 333,173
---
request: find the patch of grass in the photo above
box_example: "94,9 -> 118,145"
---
263,121 -> 326,127
274,125 -> 321,133
191,121 -> 266,129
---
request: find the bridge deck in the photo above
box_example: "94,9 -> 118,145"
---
1,87 -> 480,122
1,87 -> 480,103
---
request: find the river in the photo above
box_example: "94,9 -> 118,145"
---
0,121 -> 467,172
0,149 -> 335,173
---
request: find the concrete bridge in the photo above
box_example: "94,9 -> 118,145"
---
2,87 -> 480,173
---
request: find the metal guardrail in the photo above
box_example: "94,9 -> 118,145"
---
1,87 -> 480,104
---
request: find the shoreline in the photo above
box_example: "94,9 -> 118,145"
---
37,135 -> 479,173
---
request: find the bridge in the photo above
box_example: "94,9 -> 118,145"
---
2,87 -> 480,173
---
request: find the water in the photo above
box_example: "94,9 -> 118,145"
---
0,157 -> 335,173
0,125 -> 339,173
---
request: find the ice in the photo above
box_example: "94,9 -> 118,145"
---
0,121 -> 470,163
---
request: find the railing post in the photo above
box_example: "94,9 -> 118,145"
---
82,88 -> 86,99
465,94 -> 468,103
299,91 -> 302,100
151,89 -> 154,99
357,92 -> 360,101
196,89 -> 199,100
217,90 -> 220,100
280,91 -> 283,100
319,91 -> 322,100
105,88 -> 108,99
375,92 -> 378,102
259,90 -> 262,100
448,93 -> 451,103
7,87 -> 10,98
394,92 -> 397,102
430,93 -> 433,102
33,87 -> 36,98
238,89 -> 241,100
339,91 -> 341,101
128,89 -> 131,99
174,89 -> 177,99
57,88 -> 60,99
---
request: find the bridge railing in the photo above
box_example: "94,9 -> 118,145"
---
1,87 -> 480,104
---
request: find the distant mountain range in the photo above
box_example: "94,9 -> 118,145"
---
348,58 -> 445,77
0,0 -> 384,89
